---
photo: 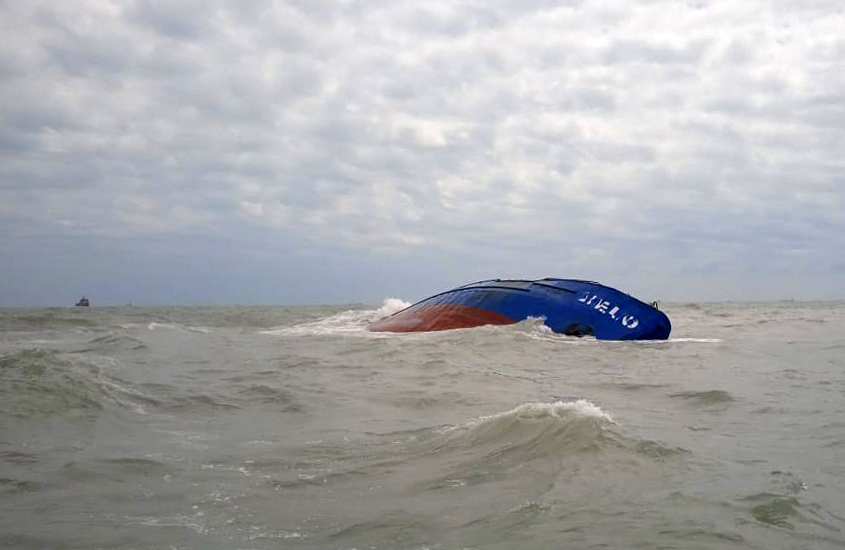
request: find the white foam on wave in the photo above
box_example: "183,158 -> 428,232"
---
521,326 -> 720,345
456,399 -> 614,429
374,297 -> 411,319
147,322 -> 211,334
508,317 -> 595,344
494,399 -> 613,421
261,298 -> 411,337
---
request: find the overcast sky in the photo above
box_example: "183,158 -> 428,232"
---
2,0 -> 843,306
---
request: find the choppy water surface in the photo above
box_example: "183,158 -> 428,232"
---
1,301 -> 844,549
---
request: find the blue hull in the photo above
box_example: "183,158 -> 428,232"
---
369,278 -> 671,340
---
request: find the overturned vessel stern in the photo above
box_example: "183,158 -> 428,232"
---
368,278 -> 671,341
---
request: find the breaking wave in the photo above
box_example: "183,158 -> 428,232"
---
266,399 -> 687,505
470,399 -> 614,425
429,400 -> 618,456
261,298 -> 411,336
416,400 -> 683,463
147,322 -> 211,333
295,399 -> 690,499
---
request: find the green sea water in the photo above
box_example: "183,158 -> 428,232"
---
1,301 -> 844,549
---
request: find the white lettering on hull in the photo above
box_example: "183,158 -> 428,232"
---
578,292 -> 639,330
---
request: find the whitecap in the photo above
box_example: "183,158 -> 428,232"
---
147,322 -> 211,334
436,400 -> 615,435
476,399 -> 615,424
261,298 -> 411,337
373,297 -> 411,320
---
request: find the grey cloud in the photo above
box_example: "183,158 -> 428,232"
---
1,0 -> 844,304
130,0 -> 214,40
402,6 -> 473,37
603,39 -> 709,65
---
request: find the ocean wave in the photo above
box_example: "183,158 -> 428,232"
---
0,348 -> 162,417
165,393 -> 240,412
669,390 -> 735,406
404,400 -> 686,494
736,483 -> 842,534
0,311 -> 99,331
126,514 -> 209,535
60,457 -> 169,483
147,322 -> 211,333
0,349 -> 105,418
473,399 -> 615,425
236,384 -> 304,412
594,381 -> 670,391
430,400 -> 618,456
422,400 -> 685,461
0,477 -> 41,495
76,332 -> 147,353
261,298 -> 411,336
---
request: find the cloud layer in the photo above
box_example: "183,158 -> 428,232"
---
2,0 -> 844,304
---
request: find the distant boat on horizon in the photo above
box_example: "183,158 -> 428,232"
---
75,296 -> 90,307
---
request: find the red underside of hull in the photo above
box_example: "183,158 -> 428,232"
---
368,304 -> 516,333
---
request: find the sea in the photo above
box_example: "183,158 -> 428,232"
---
1,300 -> 844,550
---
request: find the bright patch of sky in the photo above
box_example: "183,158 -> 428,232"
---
2,0 -> 843,305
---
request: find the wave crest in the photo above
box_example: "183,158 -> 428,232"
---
432,400 -> 618,459
476,399 -> 614,424
0,349 -> 105,417
406,400 -> 685,494
262,298 -> 411,336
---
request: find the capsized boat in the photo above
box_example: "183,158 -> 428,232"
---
368,278 -> 671,340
